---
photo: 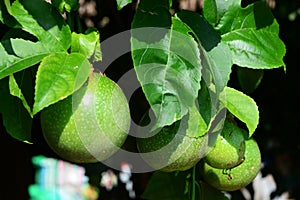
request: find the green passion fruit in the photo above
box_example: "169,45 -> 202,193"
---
137,105 -> 214,172
200,138 -> 261,191
204,120 -> 247,169
40,73 -> 130,163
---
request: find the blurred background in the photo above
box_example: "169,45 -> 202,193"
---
1,0 -> 300,199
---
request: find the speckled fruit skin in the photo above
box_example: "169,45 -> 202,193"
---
200,138 -> 261,191
40,73 -> 130,163
137,106 -> 214,172
204,120 -> 247,169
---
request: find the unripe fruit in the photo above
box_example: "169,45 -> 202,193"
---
200,138 -> 261,191
137,105 -> 213,172
40,73 -> 130,163
204,120 -> 246,169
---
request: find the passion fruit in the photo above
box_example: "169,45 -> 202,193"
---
40,73 -> 130,163
137,105 -> 213,172
204,120 -> 247,169
200,138 -> 261,191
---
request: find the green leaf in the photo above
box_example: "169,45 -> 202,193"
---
219,87 -> 259,137
9,74 -> 33,117
0,77 -> 32,142
236,67 -> 264,94
222,28 -> 286,69
0,40 -> 49,80
32,52 -> 90,115
11,0 -> 71,52
10,38 -> 48,58
202,0 -> 217,25
199,181 -> 230,200
201,42 -> 232,93
0,10 -> 2,23
187,103 -> 208,138
131,0 -> 171,35
219,2 -> 286,69
203,0 -> 241,26
4,0 -> 12,15
71,29 -> 102,62
216,1 -> 278,34
0,0 -> 72,80
141,171 -> 190,200
116,0 -> 132,10
0,0 -> 20,27
131,16 -> 202,129
176,11 -> 232,93
0,48 -> 49,80
197,80 -> 212,126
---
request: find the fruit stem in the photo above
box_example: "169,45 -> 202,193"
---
191,166 -> 196,200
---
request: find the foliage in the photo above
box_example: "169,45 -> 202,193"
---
0,0 -> 286,199
0,0 -> 101,141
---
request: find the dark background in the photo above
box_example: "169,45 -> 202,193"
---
1,0 -> 300,199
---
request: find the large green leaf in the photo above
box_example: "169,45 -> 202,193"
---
176,11 -> 232,93
219,86 -> 259,137
218,2 -> 286,69
0,77 -> 32,142
0,0 -> 71,80
222,28 -> 286,69
32,52 -> 90,115
116,0 -> 132,10
131,15 -> 202,129
141,171 -> 190,200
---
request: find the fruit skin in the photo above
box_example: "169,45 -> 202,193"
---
40,73 -> 130,163
137,105 -> 214,172
204,120 -> 246,169
200,138 -> 261,191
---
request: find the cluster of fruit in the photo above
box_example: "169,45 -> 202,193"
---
200,120 -> 261,191
40,72 -> 261,192
137,109 -> 261,191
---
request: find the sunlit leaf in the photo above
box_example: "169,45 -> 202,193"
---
218,2 -> 286,69
222,28 -> 286,69
176,11 -> 232,93
71,29 -> 102,62
33,52 -> 90,115
131,18 -> 202,129
0,0 -> 71,80
219,87 -> 259,136
116,0 -> 132,10
11,0 -> 71,51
